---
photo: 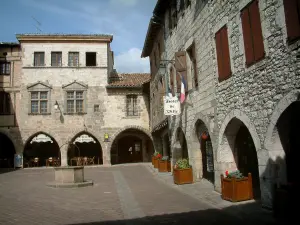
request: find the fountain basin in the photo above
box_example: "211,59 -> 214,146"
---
47,166 -> 93,188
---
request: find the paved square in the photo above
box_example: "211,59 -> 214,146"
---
0,165 -> 279,225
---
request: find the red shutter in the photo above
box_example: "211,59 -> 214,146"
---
250,0 -> 265,61
215,30 -> 223,80
283,0 -> 300,42
175,51 -> 187,91
241,8 -> 255,66
221,26 -> 231,79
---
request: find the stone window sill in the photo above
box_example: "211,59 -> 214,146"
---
63,112 -> 87,115
124,115 -> 139,119
28,113 -> 51,115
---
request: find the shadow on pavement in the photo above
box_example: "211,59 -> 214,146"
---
67,201 -> 294,225
0,168 -> 20,174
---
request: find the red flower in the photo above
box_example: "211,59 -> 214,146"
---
225,170 -> 229,176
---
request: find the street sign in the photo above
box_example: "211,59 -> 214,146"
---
164,96 -> 180,116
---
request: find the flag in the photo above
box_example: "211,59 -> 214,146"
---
180,74 -> 187,103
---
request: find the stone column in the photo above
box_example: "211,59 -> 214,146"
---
60,144 -> 68,166
102,144 -> 111,166
142,138 -> 147,162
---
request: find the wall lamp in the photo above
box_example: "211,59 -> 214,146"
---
54,101 -> 60,110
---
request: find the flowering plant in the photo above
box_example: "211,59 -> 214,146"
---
225,170 -> 244,179
153,151 -> 162,159
161,156 -> 169,161
174,158 -> 191,169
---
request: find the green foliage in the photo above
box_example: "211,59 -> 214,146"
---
174,158 -> 191,169
226,170 -> 244,179
161,156 -> 169,161
153,151 -> 160,156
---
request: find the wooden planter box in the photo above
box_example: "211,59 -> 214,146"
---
173,167 -> 193,185
221,173 -> 253,202
153,158 -> 159,168
158,160 -> 171,172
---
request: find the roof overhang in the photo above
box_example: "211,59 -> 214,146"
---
16,34 -> 113,43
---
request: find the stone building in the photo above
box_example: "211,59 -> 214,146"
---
142,0 -> 300,208
0,42 -> 23,168
0,34 -> 153,168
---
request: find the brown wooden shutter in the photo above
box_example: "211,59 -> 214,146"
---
215,30 -> 224,80
250,0 -> 265,61
241,8 -> 255,66
175,51 -> 187,92
170,67 -> 174,95
284,0 -> 300,42
221,26 -> 231,79
160,30 -> 165,53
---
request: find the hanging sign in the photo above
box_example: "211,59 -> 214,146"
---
164,96 -> 180,116
73,134 -> 96,144
30,134 -> 53,144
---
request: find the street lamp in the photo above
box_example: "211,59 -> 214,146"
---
54,101 -> 59,110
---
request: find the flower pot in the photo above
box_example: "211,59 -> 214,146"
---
158,160 -> 171,172
173,167 -> 193,185
153,158 -> 159,168
221,173 -> 253,202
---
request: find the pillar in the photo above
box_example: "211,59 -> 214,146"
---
60,144 -> 68,166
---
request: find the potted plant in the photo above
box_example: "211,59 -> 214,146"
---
152,151 -> 162,168
173,158 -> 193,185
158,156 -> 171,172
221,170 -> 253,202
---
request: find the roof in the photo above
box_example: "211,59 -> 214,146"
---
141,0 -> 171,57
107,73 -> 151,88
0,42 -> 20,47
16,33 -> 113,43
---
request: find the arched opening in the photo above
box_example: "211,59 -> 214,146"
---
163,134 -> 171,158
68,132 -> 102,166
23,132 -> 60,167
196,120 -> 214,184
111,128 -> 154,165
0,133 -> 16,168
222,118 -> 260,200
174,128 -> 188,160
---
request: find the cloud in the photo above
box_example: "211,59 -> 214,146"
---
115,48 -> 149,73
110,0 -> 138,6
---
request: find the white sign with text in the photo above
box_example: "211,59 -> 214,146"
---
164,96 -> 181,115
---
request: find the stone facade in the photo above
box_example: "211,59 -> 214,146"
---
142,0 -> 300,208
0,34 -> 151,167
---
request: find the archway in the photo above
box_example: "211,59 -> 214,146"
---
195,120 -> 214,184
23,132 -> 60,167
68,132 -> 102,165
163,133 -> 171,158
110,128 -> 154,165
174,128 -> 188,160
221,118 -> 260,199
0,133 -> 16,168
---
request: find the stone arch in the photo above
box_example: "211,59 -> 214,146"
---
23,131 -> 61,167
68,130 -> 103,165
0,131 -> 16,168
187,112 -> 215,183
218,109 -> 261,155
109,126 -> 153,165
0,129 -> 18,153
172,127 -> 189,161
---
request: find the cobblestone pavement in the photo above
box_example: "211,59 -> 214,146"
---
0,164 -> 284,225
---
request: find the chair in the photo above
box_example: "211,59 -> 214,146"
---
87,156 -> 95,165
82,157 -> 88,166
33,157 -> 39,167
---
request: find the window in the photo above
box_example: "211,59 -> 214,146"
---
68,52 -> 79,67
94,104 -> 100,112
66,91 -> 84,113
86,52 -> 96,66
51,52 -> 62,67
30,91 -> 48,114
187,44 -> 198,87
134,142 -> 141,152
34,52 -> 45,66
241,0 -> 265,67
0,92 -> 10,115
283,0 -> 300,43
0,62 -> 11,75
126,95 -> 138,116
175,51 -> 188,92
215,25 -> 231,81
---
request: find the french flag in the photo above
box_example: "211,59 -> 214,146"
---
180,74 -> 187,103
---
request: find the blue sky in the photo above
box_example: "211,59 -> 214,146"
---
0,0 -> 156,73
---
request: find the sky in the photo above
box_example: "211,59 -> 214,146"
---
0,0 -> 156,73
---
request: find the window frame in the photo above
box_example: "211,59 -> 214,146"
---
66,90 -> 85,114
0,91 -> 11,115
29,91 -> 49,114
68,52 -> 79,67
126,95 -> 138,117
51,52 -> 62,67
85,52 -> 97,67
0,61 -> 11,75
34,52 -> 45,67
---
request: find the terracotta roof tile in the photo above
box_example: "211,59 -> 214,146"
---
107,73 -> 151,88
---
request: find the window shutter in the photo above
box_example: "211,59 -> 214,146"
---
250,0 -> 265,61
283,0 -> 300,42
215,30 -> 224,80
175,51 -> 187,91
221,26 -> 231,79
241,8 -> 255,66
170,67 -> 174,95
